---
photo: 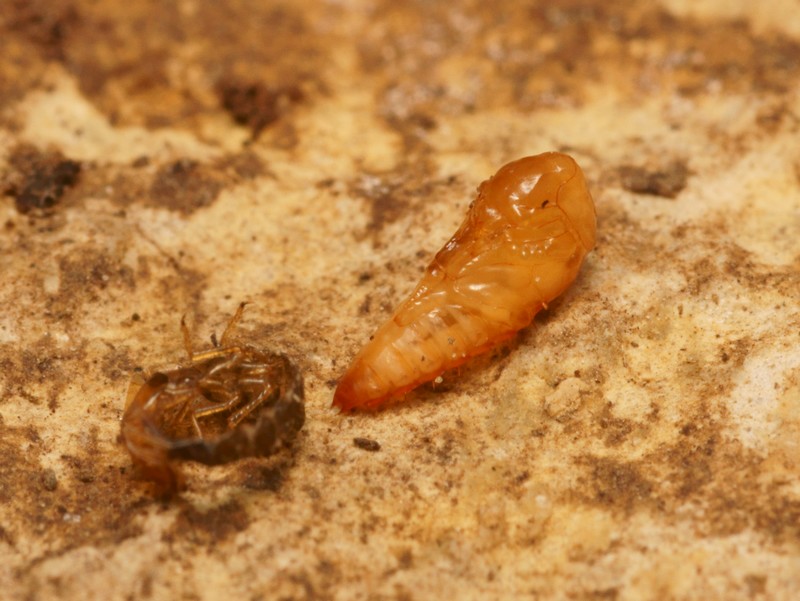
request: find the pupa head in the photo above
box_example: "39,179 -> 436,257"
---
476,152 -> 596,252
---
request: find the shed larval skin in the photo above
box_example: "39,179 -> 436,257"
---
334,152 -> 597,411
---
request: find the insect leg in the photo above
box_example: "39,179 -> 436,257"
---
192,390 -> 244,433
181,315 -> 194,361
219,302 -> 248,348
190,347 -> 244,367
226,384 -> 274,428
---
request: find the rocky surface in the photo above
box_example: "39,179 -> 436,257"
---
1,1 -> 799,599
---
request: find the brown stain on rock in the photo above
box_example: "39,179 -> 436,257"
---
164,500 -> 250,547
618,161 -> 690,198
3,0 -> 76,60
553,190 -> 798,550
3,144 -> 81,214
148,160 -> 225,214
58,246 -> 136,302
347,159 -> 460,246
350,171 -> 410,235
216,79 -> 305,139
69,150 -> 267,216
359,1 -> 800,127
0,1 -> 328,131
239,463 -> 285,491
576,456 -> 657,514
0,2 -> 73,109
596,404 -> 640,447
353,437 -> 382,452
2,335 -> 75,412
0,420 -> 146,576
572,401 -> 800,547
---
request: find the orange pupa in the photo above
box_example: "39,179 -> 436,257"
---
333,152 -> 597,411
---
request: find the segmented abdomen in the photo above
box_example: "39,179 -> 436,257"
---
334,152 -> 597,411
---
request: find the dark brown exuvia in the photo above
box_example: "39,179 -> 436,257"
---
121,305 -> 305,494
